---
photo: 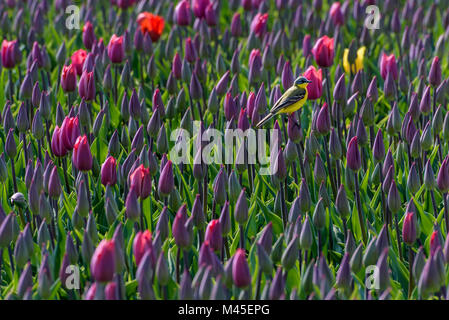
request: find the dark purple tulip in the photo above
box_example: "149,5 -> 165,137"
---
373,129 -> 385,161
287,113 -> 301,143
282,61 -> 294,89
429,56 -> 442,87
215,71 -> 230,96
125,187 -> 140,221
158,160 -> 174,197
48,166 -> 62,198
230,13 -> 242,37
82,22 -> 96,50
172,204 -> 191,249
175,0 -> 191,26
316,103 -> 331,135
346,136 -> 361,171
91,239 -> 115,283
172,52 -> 182,79
437,157 -> 449,192
234,188 -> 248,225
419,86 -> 431,115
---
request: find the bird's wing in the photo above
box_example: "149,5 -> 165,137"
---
269,86 -> 306,114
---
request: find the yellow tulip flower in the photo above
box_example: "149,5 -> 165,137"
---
343,46 -> 366,74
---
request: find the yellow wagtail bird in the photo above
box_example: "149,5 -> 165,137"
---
255,76 -> 311,129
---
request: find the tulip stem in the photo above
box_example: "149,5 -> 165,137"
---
22,133 -> 28,165
443,192 -> 449,235
255,269 -> 262,299
8,69 -> 14,100
354,171 -> 367,244
295,143 -> 307,185
45,120 -> 53,157
10,157 -> 18,193
430,190 -> 438,218
84,172 -> 92,211
61,157 -> 70,194
8,245 -> 14,275
324,68 -> 333,124
140,198 -> 145,231
176,247 -> 180,283
280,183 -> 287,228
408,246 -> 414,299
239,224 -> 245,250
394,213 -> 403,261
324,137 -> 337,198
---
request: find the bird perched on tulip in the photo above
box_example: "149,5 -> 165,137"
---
256,76 -> 311,128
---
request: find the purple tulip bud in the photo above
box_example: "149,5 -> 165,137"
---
48,166 -> 62,198
281,60 -> 294,89
373,129 -> 385,162
125,187 -> 140,221
437,156 -> 449,192
419,86 -> 431,115
205,219 -> 222,252
346,136 -> 361,171
172,204 -> 191,249
429,56 -> 442,87
158,160 -> 174,197
269,267 -> 285,300
232,249 -> 251,288
230,13 -> 242,37
234,188 -> 248,225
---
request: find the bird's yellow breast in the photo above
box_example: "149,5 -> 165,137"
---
279,90 -> 308,114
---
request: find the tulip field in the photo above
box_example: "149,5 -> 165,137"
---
2,0 -> 449,301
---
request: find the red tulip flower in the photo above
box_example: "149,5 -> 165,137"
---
72,135 -> 92,171
380,53 -> 398,81
91,239 -> 116,283
303,65 -> 323,100
107,34 -> 125,64
60,116 -> 80,150
204,219 -> 222,252
61,64 -> 77,93
1,39 -> 19,69
71,49 -> 87,76
137,12 -> 165,42
78,70 -> 95,101
101,156 -> 117,186
250,13 -> 268,37
129,164 -> 152,199
312,36 -> 335,68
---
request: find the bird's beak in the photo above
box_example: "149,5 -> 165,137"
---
306,80 -> 312,83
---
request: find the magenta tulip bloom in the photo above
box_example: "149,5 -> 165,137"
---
175,0 -> 191,26
108,34 -> 125,64
312,36 -> 335,68
129,164 -> 152,199
250,13 -> 268,37
72,135 -> 92,171
101,156 -> 117,186
51,126 -> 67,157
78,70 -> 95,101
61,64 -> 77,93
380,53 -> 398,81
60,116 -> 80,150
91,239 -> 116,283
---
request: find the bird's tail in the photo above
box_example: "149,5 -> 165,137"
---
255,113 -> 274,129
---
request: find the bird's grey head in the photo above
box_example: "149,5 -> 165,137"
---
294,76 -> 312,86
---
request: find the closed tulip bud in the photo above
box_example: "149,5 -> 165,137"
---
350,243 -> 363,273
274,148 -> 287,181
78,71 -> 95,102
234,188 -> 248,225
387,180 -> 401,213
421,121 -> 433,151
424,160 -> 436,191
313,153 -> 326,184
376,249 -> 390,291
18,262 -> 33,298
90,239 -> 116,283
383,71 -> 396,100
11,192 -> 26,209
190,195 -> 204,229
48,167 -> 62,198
413,247 -> 426,281
402,212 -> 417,245
430,230 -> 442,257
363,237 -> 379,267
125,188 -> 140,221
336,184 -> 350,218
205,220 -> 222,252
399,68 -> 408,94
429,56 -> 442,87
172,205 -> 191,249
5,129 -> 17,159
282,236 -> 299,271
346,136 -> 361,171
418,253 -> 440,297
372,129 -> 385,162
419,86 -> 431,115
299,215 -> 313,250
232,249 -> 251,288
316,103 -> 331,135
407,163 -> 421,194
437,157 -> 449,192
133,230 -> 155,268
158,161 -> 174,197
336,253 -> 352,292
